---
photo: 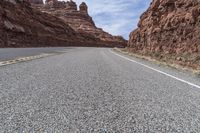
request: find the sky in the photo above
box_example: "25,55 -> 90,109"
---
45,0 -> 152,39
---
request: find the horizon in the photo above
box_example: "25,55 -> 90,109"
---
43,0 -> 151,39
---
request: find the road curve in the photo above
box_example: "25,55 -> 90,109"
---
0,47 -> 200,132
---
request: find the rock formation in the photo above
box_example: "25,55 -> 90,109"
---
66,0 -> 77,10
0,0 -> 111,47
37,0 -> 127,47
0,0 -> 126,48
29,0 -> 43,4
79,2 -> 88,14
128,0 -> 200,68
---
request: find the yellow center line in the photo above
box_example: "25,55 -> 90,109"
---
0,53 -> 53,67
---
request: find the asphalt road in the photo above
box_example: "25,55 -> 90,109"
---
0,47 -> 200,132
0,47 -> 70,61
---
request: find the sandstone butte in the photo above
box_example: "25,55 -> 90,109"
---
128,0 -> 200,69
0,0 -> 127,48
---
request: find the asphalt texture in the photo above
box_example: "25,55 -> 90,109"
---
0,47 -> 200,132
0,47 -> 70,61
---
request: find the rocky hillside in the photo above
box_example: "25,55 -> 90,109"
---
0,0 -> 126,48
34,0 -> 127,47
128,0 -> 200,69
29,0 -> 43,4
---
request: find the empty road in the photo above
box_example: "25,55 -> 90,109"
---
0,47 -> 69,61
0,47 -> 200,132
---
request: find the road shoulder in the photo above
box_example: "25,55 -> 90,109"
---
111,48 -> 200,89
113,48 -> 200,76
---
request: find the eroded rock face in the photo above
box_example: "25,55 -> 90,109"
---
37,0 -> 127,47
29,0 -> 43,4
79,2 -> 88,14
128,0 -> 200,55
0,0 -> 126,47
0,0 -> 110,47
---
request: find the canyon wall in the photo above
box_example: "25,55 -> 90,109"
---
0,0 -> 81,47
0,0 -> 126,48
35,0 -> 127,47
29,0 -> 43,4
128,0 -> 200,68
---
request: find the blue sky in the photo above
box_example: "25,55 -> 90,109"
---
49,0 -> 152,39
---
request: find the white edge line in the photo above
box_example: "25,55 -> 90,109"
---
110,49 -> 200,89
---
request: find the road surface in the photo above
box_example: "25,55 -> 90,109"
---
0,47 -> 70,61
0,47 -> 200,132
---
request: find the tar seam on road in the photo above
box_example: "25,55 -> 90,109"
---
110,49 -> 200,89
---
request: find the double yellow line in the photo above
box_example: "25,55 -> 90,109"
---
0,54 -> 52,67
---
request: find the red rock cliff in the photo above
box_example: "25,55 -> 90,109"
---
37,0 -> 127,47
29,0 -> 43,4
128,0 -> 200,56
0,0 -> 126,47
0,0 -> 111,47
